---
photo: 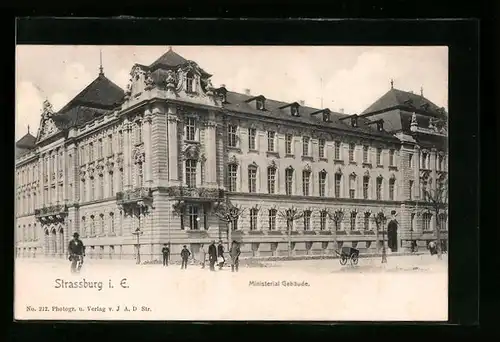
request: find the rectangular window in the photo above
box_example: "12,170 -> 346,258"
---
267,167 -> 276,194
99,175 -> 104,200
363,146 -> 369,163
185,160 -> 197,187
422,153 -> 428,169
108,134 -> 113,155
250,208 -> 258,231
423,213 -> 432,231
320,211 -> 327,230
409,154 -> 413,168
410,213 -> 415,231
248,128 -> 256,150
364,213 -> 370,230
376,178 -> 382,200
349,176 -> 356,199
268,209 -> 276,230
248,167 -> 257,193
227,124 -> 238,148
285,168 -> 294,195
409,180 -> 413,200
350,212 -> 357,230
302,171 -> 310,196
334,141 -> 341,160
285,134 -> 293,154
98,139 -> 103,159
335,173 -> 341,198
187,205 -> 199,230
319,171 -> 326,197
389,149 -> 395,166
267,131 -> 275,152
185,117 -> 196,141
377,148 -> 382,165
389,178 -> 395,200
363,176 -> 369,199
438,155 -> 444,171
228,164 -> 237,192
303,211 -> 311,230
349,143 -> 355,162
303,137 -> 310,156
319,139 -> 326,158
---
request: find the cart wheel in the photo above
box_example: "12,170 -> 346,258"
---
351,254 -> 359,265
340,256 -> 347,265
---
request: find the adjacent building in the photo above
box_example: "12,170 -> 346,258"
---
15,48 -> 448,261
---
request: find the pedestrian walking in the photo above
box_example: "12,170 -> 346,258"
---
428,241 -> 437,256
180,245 -> 191,270
161,243 -> 170,267
229,240 -> 241,272
199,244 -> 207,269
217,240 -> 225,270
208,240 -> 217,271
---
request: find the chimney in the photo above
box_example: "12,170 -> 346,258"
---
340,108 -> 344,114
244,88 -> 251,95
299,100 -> 305,106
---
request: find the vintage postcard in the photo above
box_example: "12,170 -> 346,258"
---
15,45 -> 449,321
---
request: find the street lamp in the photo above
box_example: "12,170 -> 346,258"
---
132,202 -> 145,265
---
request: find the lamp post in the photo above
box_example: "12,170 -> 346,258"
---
132,203 -> 145,265
374,211 -> 387,264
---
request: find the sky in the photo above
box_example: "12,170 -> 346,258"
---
15,45 -> 448,141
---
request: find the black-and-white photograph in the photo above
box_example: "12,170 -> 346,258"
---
15,45 -> 449,321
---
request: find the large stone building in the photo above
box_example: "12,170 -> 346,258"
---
15,48 -> 448,261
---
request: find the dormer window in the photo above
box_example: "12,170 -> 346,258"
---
323,112 -> 331,122
377,120 -> 384,132
219,93 -> 226,103
256,99 -> 265,110
186,71 -> 195,93
291,105 -> 300,117
351,116 -> 358,127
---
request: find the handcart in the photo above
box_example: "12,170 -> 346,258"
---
335,246 -> 359,266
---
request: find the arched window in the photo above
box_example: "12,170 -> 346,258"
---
389,177 -> 396,200
302,170 -> 311,196
364,212 -> 371,230
349,173 -> 356,199
81,216 -> 86,236
318,170 -> 327,197
267,165 -> 276,194
186,71 -> 195,93
350,211 -> 357,231
109,212 -> 115,234
248,164 -> 257,193
285,167 -> 294,196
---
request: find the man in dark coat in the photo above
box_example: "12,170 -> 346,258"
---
180,245 -> 191,270
161,244 -> 170,267
68,232 -> 85,273
208,240 -> 217,271
229,240 -> 241,272
217,240 -> 225,270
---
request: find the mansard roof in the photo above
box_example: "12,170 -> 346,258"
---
362,88 -> 445,116
223,91 -> 398,141
16,132 -> 36,149
149,48 -> 189,70
52,74 -> 124,129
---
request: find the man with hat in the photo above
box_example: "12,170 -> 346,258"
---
208,240 -> 217,271
180,245 -> 191,270
229,240 -> 241,272
67,232 -> 85,273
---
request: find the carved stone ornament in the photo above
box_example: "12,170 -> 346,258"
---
228,155 -> 239,165
335,166 -> 343,175
390,173 -> 396,180
115,155 -> 123,167
268,160 -> 277,169
79,169 -> 86,180
134,150 -> 145,164
285,165 -> 294,171
105,160 -> 115,173
249,161 -> 258,169
377,174 -> 383,180
182,144 -> 201,161
165,70 -> 177,89
42,100 -> 54,118
420,170 -> 431,180
364,170 -> 370,177
350,172 -> 357,177
303,163 -> 312,172
88,167 -> 95,179
96,162 -> 105,176
144,72 -> 155,90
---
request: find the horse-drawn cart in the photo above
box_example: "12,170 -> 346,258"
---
335,246 -> 359,266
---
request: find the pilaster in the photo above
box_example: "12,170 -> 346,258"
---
143,109 -> 153,186
204,113 -> 218,186
167,105 -> 180,184
123,119 -> 132,190
414,145 -> 421,200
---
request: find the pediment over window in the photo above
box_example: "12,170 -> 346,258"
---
319,169 -> 327,175
228,155 -> 239,165
350,172 -> 357,177
182,144 -> 201,161
285,165 -> 294,171
268,160 -> 277,169
303,163 -> 312,172
335,167 -> 343,175
248,161 -> 258,169
364,170 -> 370,177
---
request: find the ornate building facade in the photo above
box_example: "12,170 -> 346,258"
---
15,48 -> 448,260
